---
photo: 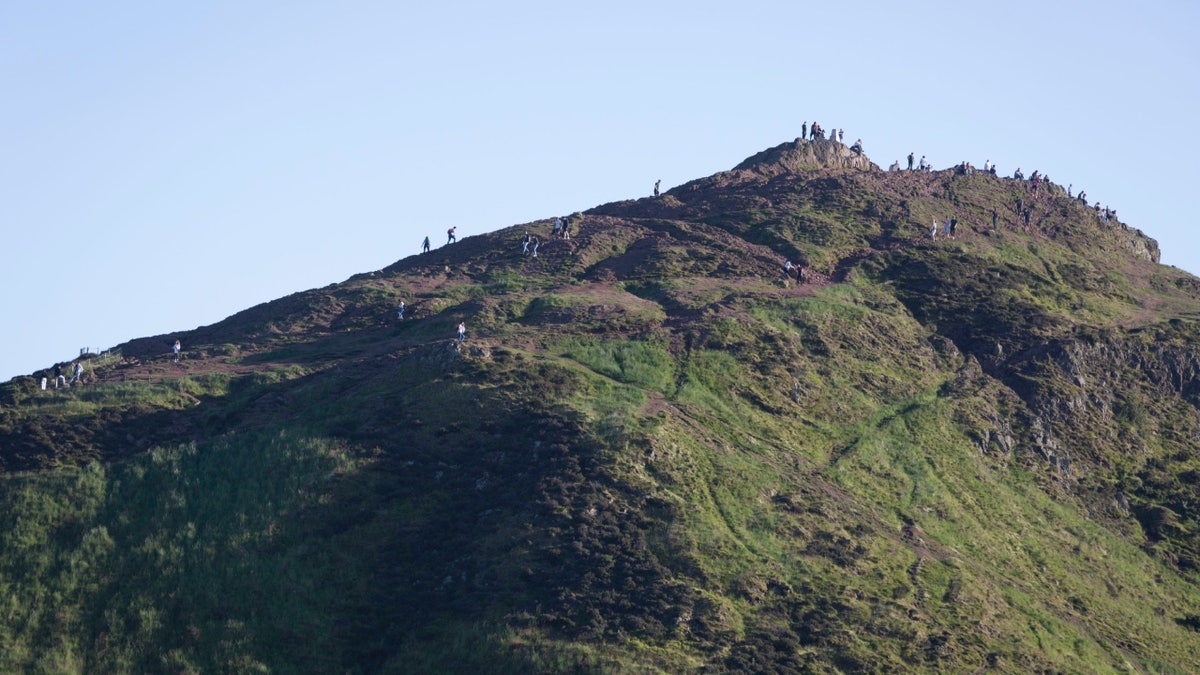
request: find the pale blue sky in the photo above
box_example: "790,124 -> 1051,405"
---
2,1 -> 1197,380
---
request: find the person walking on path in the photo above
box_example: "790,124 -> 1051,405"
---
991,207 -> 999,230
521,231 -> 531,255
457,322 -> 466,342
422,236 -> 430,253
531,236 -> 540,258
397,301 -> 406,320
447,227 -> 457,244
173,340 -> 181,363
69,362 -> 84,385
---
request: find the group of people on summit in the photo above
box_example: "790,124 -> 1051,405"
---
800,121 -> 864,156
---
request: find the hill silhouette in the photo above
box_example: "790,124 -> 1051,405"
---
2,137 -> 1200,672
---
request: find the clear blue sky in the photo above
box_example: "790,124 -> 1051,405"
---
2,1 -> 1197,381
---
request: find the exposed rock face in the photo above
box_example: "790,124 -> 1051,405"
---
1120,224 -> 1160,263
733,138 -> 877,175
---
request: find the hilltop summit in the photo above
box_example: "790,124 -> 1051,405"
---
2,138 -> 1200,672
733,136 -> 877,175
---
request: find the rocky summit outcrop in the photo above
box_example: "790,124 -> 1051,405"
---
733,137 -> 877,175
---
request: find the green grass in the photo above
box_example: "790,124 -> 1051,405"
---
0,430 -> 363,673
556,337 -> 675,393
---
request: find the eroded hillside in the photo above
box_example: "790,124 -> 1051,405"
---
2,138 -> 1200,672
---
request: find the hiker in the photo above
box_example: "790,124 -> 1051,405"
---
422,236 -> 430,253
943,218 -> 950,237
1013,168 -> 1024,180
850,139 -> 863,154
562,219 -> 571,240
784,260 -> 795,279
838,129 -> 844,142
653,179 -> 661,197
531,236 -> 540,258
802,122 -> 808,140
397,301 -> 406,320
931,220 -> 938,239
991,207 -> 998,230
889,160 -> 900,171
69,362 -> 83,385
918,155 -> 928,171
950,217 -> 958,238
447,226 -> 457,244
984,159 -> 991,173
173,340 -> 181,363
907,152 -> 914,170
1023,209 -> 1032,228
457,322 -> 466,342
521,231 -> 531,255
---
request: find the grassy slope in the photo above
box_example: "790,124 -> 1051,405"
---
2,159 -> 1200,672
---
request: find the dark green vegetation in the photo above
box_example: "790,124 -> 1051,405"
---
4,138 -> 1200,672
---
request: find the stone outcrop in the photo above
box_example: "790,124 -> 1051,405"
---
733,138 -> 877,176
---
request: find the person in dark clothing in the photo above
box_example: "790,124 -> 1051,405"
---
802,122 -> 808,140
907,152 -> 914,170
991,207 -> 998,230
422,236 -> 430,253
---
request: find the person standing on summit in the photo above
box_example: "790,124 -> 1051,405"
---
422,236 -> 430,253
653,179 -> 661,197
447,226 -> 457,244
907,152 -> 914,170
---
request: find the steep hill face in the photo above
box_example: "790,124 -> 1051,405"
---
2,139 -> 1200,672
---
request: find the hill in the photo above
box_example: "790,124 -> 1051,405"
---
2,137 -> 1200,672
